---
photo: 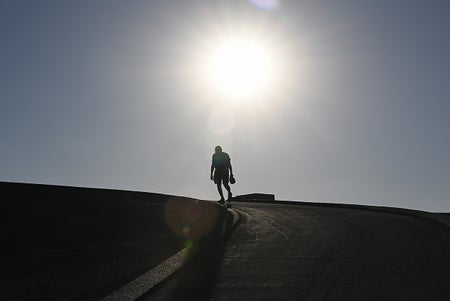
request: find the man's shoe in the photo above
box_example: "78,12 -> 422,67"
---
227,192 -> 233,201
217,199 -> 225,205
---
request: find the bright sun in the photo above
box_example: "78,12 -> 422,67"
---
204,37 -> 276,99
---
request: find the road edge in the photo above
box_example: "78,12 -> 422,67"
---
101,207 -> 239,301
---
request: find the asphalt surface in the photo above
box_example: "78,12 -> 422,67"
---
0,182 -> 231,301
145,202 -> 450,301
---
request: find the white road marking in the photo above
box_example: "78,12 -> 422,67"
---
101,209 -> 239,301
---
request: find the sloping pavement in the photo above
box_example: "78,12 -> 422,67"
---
0,182 -> 235,301
146,201 -> 450,300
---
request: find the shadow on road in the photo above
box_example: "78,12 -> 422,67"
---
143,207 -> 237,301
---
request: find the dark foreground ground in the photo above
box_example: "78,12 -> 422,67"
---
1,182 -> 449,300
0,182 -> 230,301
147,202 -> 450,301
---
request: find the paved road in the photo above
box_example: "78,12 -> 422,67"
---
0,182 -> 229,301
145,202 -> 450,300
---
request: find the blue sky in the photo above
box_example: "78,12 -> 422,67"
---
1,0 -> 449,212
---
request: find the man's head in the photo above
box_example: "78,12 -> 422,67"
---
215,145 -> 222,153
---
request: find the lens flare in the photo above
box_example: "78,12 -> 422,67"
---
164,197 -> 219,240
208,107 -> 235,135
164,198 -> 221,259
249,0 -> 280,10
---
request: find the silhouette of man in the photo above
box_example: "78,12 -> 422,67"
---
210,145 -> 233,204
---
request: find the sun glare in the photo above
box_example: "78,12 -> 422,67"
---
204,38 -> 276,99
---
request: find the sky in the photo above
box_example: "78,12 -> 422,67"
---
1,0 -> 450,212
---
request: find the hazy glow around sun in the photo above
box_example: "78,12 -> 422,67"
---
204,37 -> 276,99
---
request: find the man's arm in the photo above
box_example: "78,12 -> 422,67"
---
210,158 -> 215,181
228,158 -> 233,176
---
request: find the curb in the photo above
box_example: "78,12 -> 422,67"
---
227,208 -> 240,232
101,207 -> 239,301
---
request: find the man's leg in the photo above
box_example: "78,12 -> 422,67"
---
216,182 -> 225,201
223,180 -> 232,200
